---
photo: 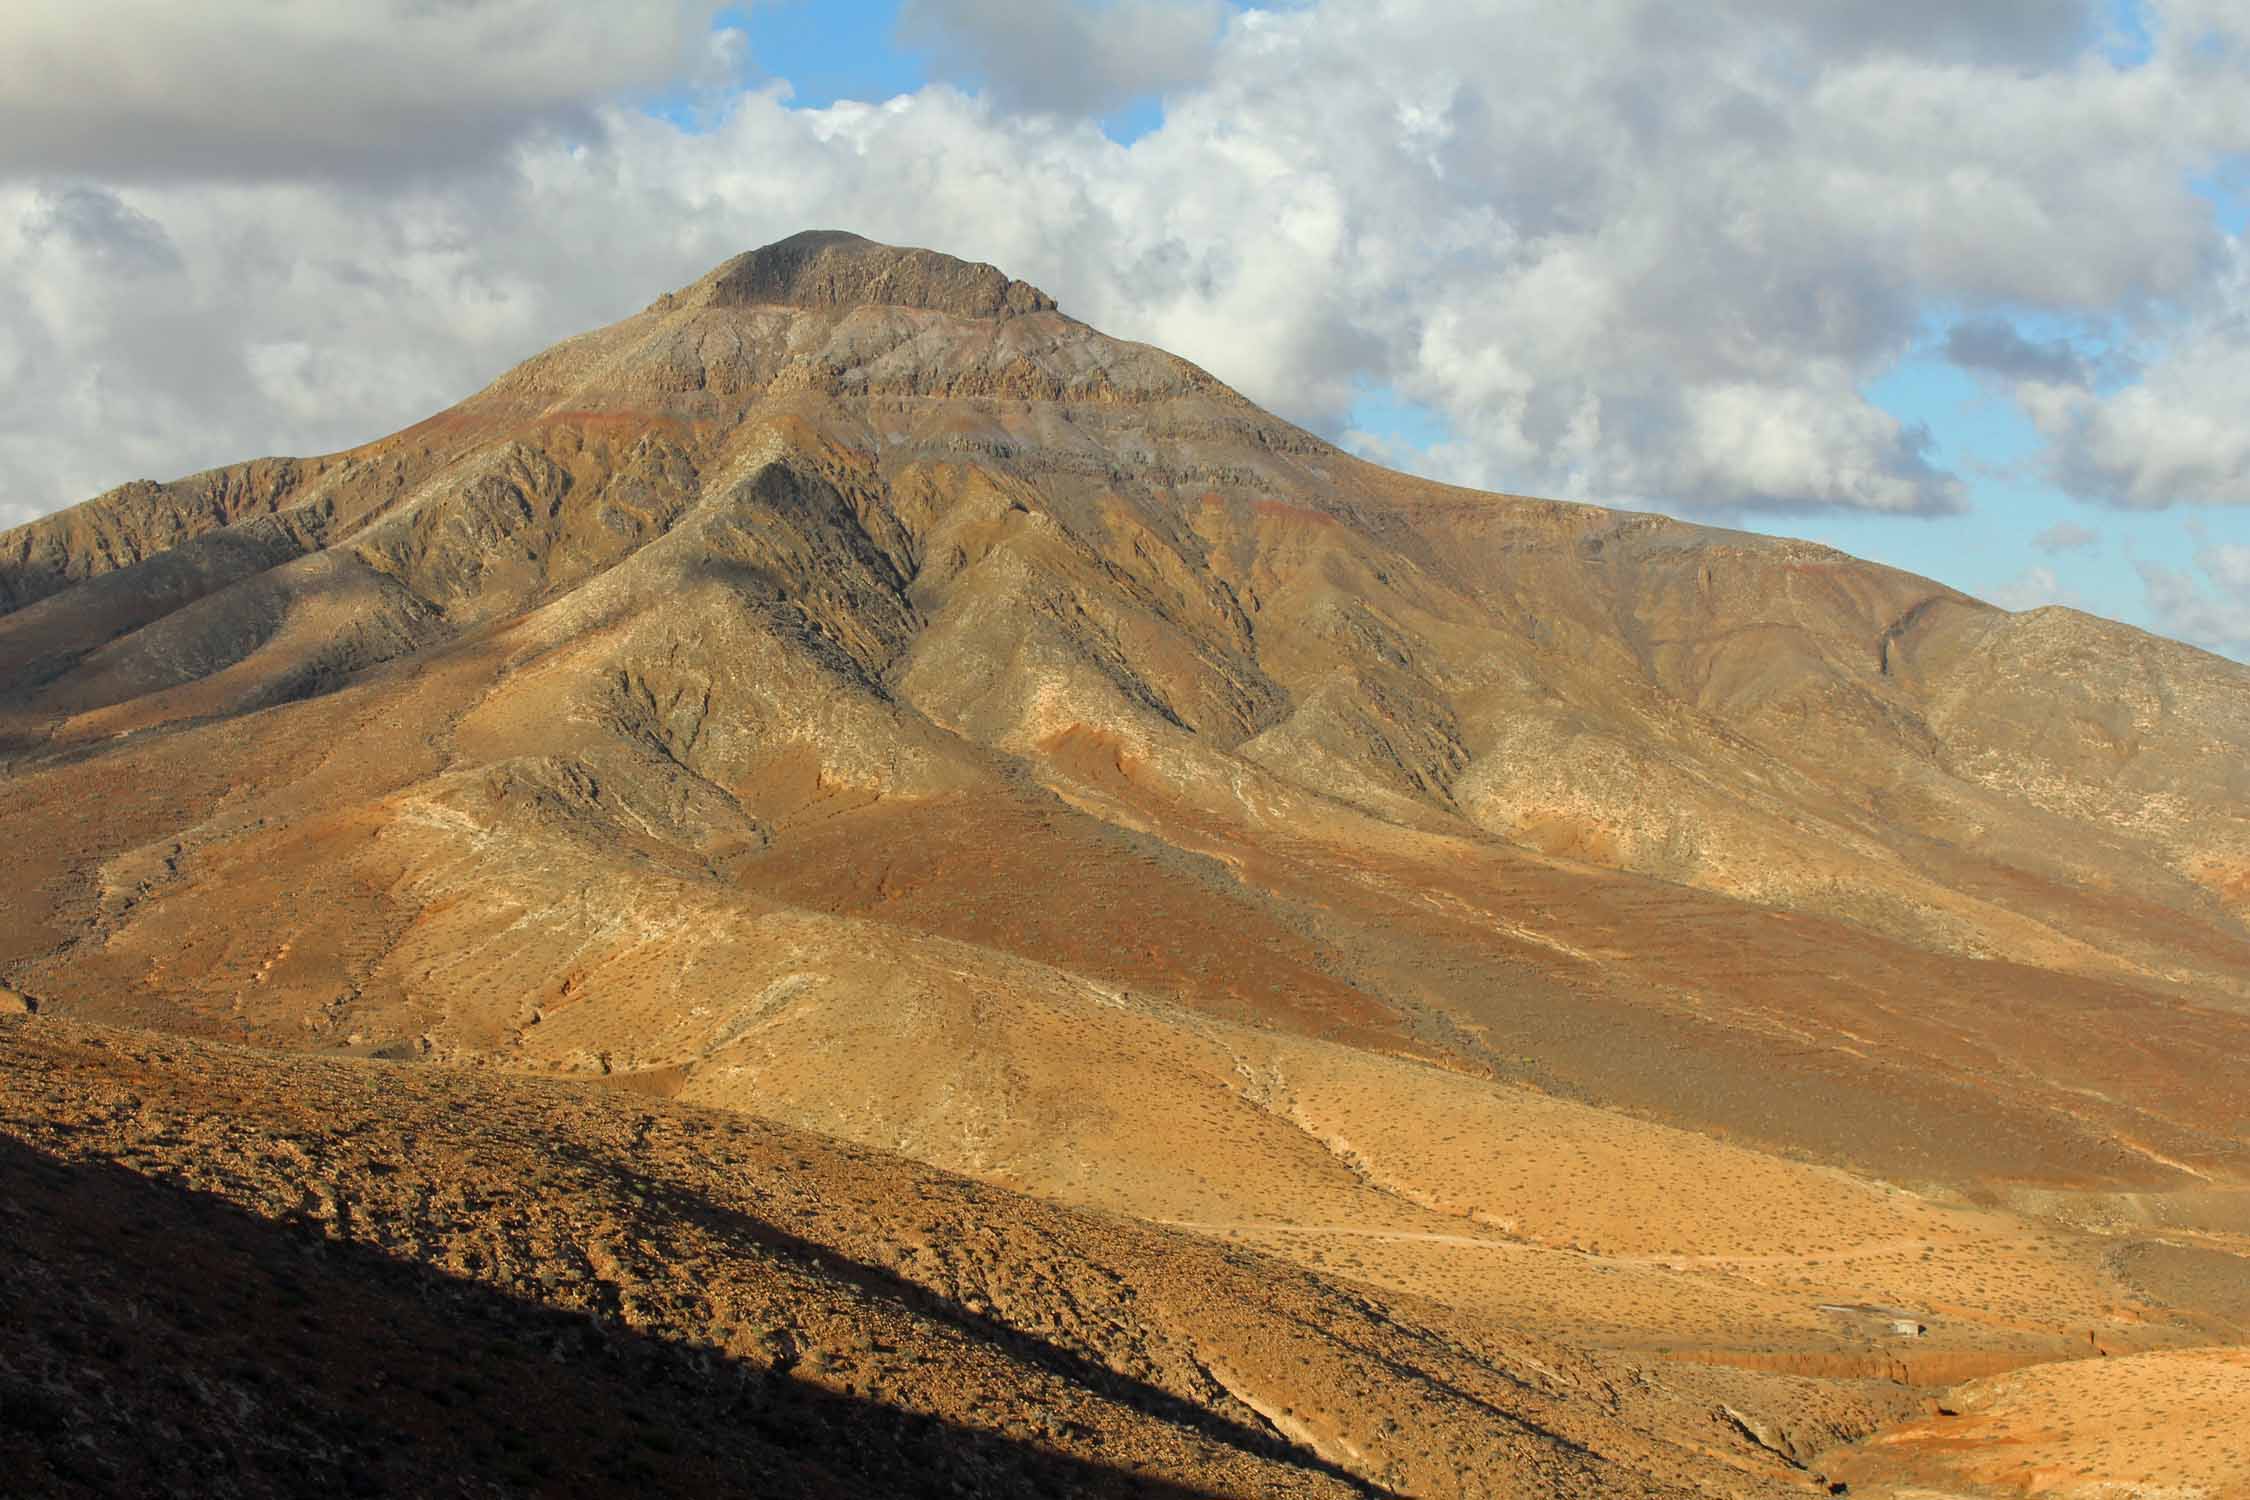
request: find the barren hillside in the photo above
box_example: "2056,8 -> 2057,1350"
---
4,232 -> 2246,1496
2,1014 -> 1903,1497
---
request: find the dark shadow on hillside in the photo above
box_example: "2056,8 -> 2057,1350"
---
539,1137 -> 1378,1491
0,1134 -> 1263,1499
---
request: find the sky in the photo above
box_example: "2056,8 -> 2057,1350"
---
4,1 -> 2250,659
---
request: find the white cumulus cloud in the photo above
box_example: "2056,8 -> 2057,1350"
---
7,0 -> 2250,538
2021,245 -> 2250,509
0,0 -> 731,181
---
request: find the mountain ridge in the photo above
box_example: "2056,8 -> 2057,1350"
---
4,231 -> 2248,1495
687,228 -> 1063,318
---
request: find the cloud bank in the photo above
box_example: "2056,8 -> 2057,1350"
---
0,1 -> 732,182
5,0 -> 2249,537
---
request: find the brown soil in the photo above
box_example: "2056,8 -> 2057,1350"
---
4,233 -> 2247,1495
3,1015 -> 1896,1497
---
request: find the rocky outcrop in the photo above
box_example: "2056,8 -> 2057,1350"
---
694,229 -> 1058,319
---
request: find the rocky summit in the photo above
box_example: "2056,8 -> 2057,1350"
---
4,232 -> 2247,1498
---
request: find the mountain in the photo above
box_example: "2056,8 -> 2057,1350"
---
4,231 -> 2248,1496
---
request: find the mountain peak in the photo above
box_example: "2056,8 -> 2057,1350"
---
676,230 -> 1059,320
9,225 -> 2250,1500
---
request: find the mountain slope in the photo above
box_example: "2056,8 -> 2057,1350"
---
3,1013 -> 1891,1498
3,234 -> 2248,1492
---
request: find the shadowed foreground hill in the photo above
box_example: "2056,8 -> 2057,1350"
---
0,1015 -> 1878,1498
2,232 -> 2247,1496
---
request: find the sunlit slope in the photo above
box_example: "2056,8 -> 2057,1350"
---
3,233 -> 2247,1396
5,1013 -> 1907,1498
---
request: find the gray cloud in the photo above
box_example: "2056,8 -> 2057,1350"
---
6,0 -> 2250,536
0,1 -> 730,182
1729,0 -> 2100,65
22,184 -> 184,277
1945,318 -> 2089,386
896,0 -> 1227,116
2031,520 -> 2100,552
2206,538 -> 2250,593
2022,249 -> 2250,507
2138,542 -> 2250,656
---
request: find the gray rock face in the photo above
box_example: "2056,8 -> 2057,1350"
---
696,229 -> 1059,319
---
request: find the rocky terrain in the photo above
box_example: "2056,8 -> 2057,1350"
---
1824,1347 -> 2250,1498
4,231 -> 2247,1495
1,1015 -> 1906,1497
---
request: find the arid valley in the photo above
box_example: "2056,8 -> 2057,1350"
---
5,232 -> 2248,1498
